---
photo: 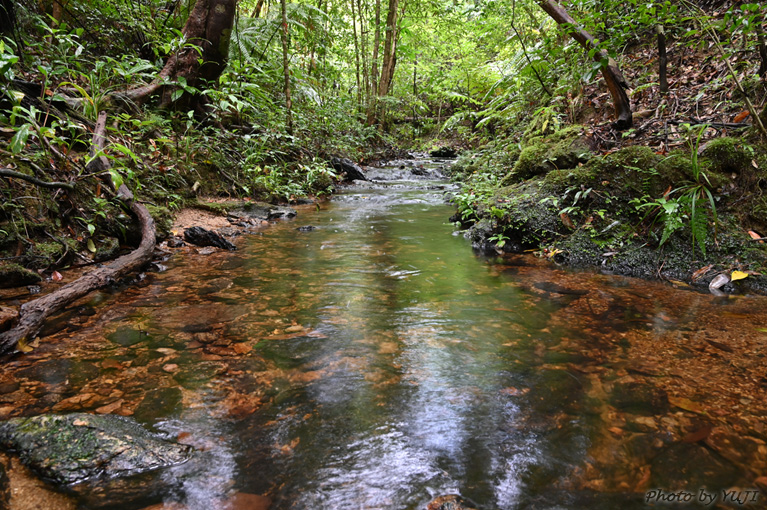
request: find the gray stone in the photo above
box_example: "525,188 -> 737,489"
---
0,413 -> 192,485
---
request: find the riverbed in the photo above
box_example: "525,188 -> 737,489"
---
1,156 -> 765,509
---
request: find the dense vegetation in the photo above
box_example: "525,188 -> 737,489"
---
1,0 -> 767,298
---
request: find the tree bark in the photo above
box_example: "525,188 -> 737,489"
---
657,25 -> 668,93
122,0 -> 236,112
537,0 -> 632,129
377,0 -> 399,98
280,0 -> 293,134
758,24 -> 767,78
0,112 -> 156,356
351,0 -> 362,109
366,0 -> 382,124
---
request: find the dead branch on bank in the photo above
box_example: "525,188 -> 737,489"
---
0,111 -> 156,356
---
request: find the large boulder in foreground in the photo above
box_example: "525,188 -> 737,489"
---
0,413 -> 192,485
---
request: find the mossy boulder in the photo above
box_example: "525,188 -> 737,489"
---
502,126 -> 592,185
0,262 -> 41,288
0,413 -> 192,485
702,137 -> 752,175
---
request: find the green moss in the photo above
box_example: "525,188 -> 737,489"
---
145,205 -> 173,240
503,126 -> 591,185
0,262 -> 41,288
701,137 -> 751,175
27,241 -> 67,269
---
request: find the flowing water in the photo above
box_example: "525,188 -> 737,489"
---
2,156 -> 766,510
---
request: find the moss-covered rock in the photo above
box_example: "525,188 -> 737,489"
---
0,413 -> 192,485
701,137 -> 752,175
502,126 -> 592,185
0,262 -> 41,288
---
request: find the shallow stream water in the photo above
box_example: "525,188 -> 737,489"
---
2,156 -> 766,510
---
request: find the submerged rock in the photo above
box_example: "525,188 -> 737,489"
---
427,494 -> 478,510
0,413 -> 192,485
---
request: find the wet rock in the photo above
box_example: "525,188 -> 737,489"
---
296,225 -> 316,231
167,237 -> 186,248
227,203 -> 296,221
426,494 -> 478,510
651,443 -> 741,491
0,262 -> 41,289
0,306 -> 18,332
133,387 -> 183,426
610,380 -> 669,414
330,157 -> 368,181
0,413 -> 192,485
183,227 -> 236,251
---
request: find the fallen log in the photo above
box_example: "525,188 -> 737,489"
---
0,112 -> 156,356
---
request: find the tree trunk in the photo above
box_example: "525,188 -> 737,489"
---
351,0 -> 362,109
377,0 -> 399,98
251,0 -> 265,18
657,25 -> 668,93
280,0 -> 293,134
758,24 -> 767,78
366,0 -> 382,124
123,0 -> 236,113
357,0 -> 370,104
537,0 -> 632,129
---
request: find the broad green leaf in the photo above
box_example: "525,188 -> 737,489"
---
9,124 -> 31,154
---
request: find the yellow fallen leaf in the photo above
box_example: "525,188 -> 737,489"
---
17,338 -> 34,353
730,270 -> 748,282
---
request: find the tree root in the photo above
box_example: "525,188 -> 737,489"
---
0,112 -> 156,356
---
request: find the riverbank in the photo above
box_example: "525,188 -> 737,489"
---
448,126 -> 767,296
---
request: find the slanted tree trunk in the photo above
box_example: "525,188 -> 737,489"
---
251,0 -> 265,18
537,0 -> 632,129
123,0 -> 236,113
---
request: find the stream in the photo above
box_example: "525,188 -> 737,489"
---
1,155 -> 766,509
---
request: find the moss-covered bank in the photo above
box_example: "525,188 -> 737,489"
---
450,131 -> 767,294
